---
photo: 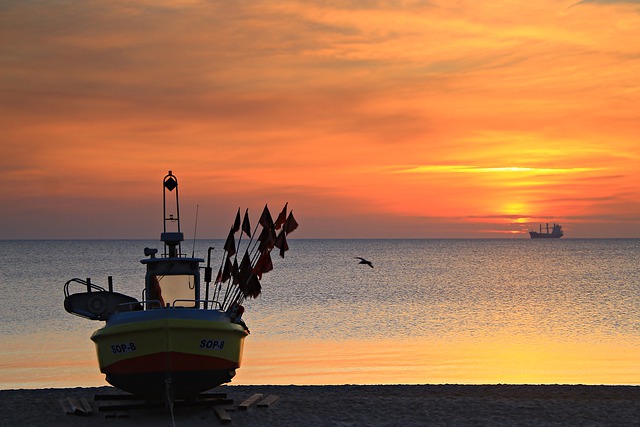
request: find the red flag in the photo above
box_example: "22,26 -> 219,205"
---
215,258 -> 233,284
232,208 -> 241,233
284,211 -> 298,235
274,203 -> 287,230
223,228 -> 236,258
241,208 -> 251,238
259,204 -> 274,229
221,257 -> 232,282
244,274 -> 261,298
252,250 -> 273,279
257,225 -> 276,253
274,229 -> 289,258
239,251 -> 252,284
231,258 -> 240,285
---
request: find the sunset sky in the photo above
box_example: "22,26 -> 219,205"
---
2,0 -> 639,239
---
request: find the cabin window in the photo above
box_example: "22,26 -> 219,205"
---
153,275 -> 197,308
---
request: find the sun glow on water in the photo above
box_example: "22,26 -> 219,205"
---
234,336 -> 640,386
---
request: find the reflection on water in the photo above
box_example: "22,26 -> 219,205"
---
0,239 -> 639,389
236,336 -> 640,385
5,332 -> 637,389
1,331 -> 102,389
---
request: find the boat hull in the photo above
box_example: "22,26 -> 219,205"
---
91,309 -> 248,398
529,232 -> 562,238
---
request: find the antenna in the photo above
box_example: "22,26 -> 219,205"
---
192,204 -> 199,258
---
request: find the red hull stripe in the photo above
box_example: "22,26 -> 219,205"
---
104,352 -> 239,374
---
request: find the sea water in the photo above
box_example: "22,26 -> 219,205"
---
1,239 -> 639,389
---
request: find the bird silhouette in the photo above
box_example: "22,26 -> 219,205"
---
355,257 -> 373,268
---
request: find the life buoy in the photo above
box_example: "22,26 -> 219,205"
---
87,294 -> 107,317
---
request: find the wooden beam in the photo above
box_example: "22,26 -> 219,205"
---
59,399 -> 73,415
60,397 -> 93,415
238,393 -> 263,410
257,395 -> 279,408
213,406 -> 232,424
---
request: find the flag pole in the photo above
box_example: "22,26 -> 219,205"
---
212,231 -> 228,302
214,225 -> 236,302
247,205 -> 268,257
226,208 -> 249,300
223,204 -> 290,311
204,246 -> 214,309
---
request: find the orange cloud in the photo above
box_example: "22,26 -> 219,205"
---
1,0 -> 639,238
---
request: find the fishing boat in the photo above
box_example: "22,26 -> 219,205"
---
63,171 -> 297,399
529,223 -> 563,239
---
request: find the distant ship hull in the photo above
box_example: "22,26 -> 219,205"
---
529,232 -> 562,238
529,223 -> 564,239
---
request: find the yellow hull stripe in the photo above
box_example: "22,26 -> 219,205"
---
91,318 -> 248,370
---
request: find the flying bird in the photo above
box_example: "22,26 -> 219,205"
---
355,257 -> 373,268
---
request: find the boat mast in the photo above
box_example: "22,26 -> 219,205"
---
162,171 -> 183,258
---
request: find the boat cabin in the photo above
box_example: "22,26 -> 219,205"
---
141,231 -> 205,309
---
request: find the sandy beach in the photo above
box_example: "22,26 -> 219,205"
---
1,384 -> 639,426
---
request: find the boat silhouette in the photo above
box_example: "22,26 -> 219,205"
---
63,171 -> 295,399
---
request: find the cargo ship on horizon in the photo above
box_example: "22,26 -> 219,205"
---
529,223 -> 564,239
